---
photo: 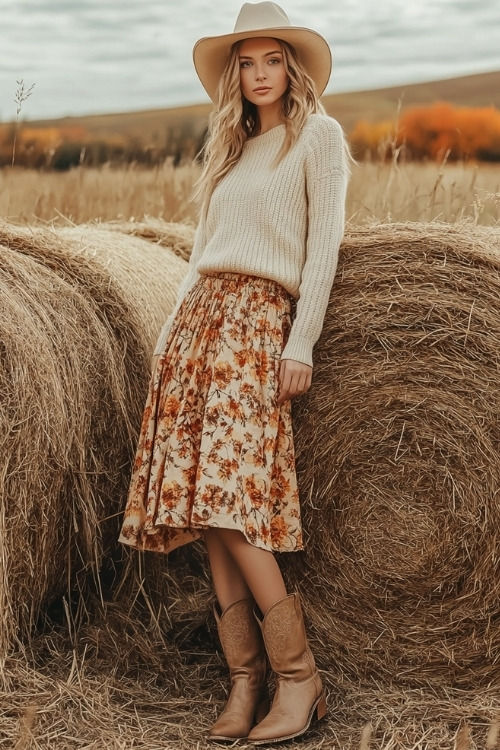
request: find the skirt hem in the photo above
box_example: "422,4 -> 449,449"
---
119,518 -> 304,555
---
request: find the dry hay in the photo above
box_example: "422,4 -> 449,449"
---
113,220 -> 500,691
0,222 -> 187,669
92,216 -> 197,261
285,221 -> 500,690
1,613 -> 499,749
57,223 -> 190,315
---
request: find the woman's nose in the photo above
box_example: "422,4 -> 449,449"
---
256,68 -> 266,80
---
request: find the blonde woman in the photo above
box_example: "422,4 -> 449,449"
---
119,1 -> 349,743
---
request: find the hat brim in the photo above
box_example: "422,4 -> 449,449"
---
193,26 -> 332,102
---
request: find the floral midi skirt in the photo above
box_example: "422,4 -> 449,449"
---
118,272 -> 303,554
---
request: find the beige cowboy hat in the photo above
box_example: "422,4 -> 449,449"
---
193,1 -> 332,102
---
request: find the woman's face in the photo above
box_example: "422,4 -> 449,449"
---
239,37 -> 289,108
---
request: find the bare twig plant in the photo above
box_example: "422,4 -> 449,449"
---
7,79 -> 35,217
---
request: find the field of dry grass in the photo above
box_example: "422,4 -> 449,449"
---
348,161 -> 500,226
1,160 -> 499,227
0,162 -> 199,225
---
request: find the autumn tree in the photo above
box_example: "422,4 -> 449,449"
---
349,102 -> 500,162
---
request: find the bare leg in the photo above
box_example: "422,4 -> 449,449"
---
209,528 -> 288,614
204,528 -> 252,610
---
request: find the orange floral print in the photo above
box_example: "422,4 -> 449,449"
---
118,273 -> 303,554
213,361 -> 234,389
270,517 -> 289,547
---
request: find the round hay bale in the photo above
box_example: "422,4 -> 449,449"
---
284,222 -> 500,689
88,218 -> 196,262
57,224 -> 189,325
0,223 -> 187,667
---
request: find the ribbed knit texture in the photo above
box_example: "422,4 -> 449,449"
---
154,114 -> 348,366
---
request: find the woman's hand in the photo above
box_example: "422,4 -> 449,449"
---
278,359 -> 312,404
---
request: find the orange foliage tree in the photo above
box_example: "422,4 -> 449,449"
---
0,123 -> 90,168
0,120 -> 187,169
349,102 -> 500,162
349,119 -> 396,160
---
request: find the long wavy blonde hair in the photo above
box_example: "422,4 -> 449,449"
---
192,38 -> 326,209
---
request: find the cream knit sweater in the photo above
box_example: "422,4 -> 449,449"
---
154,114 -> 349,367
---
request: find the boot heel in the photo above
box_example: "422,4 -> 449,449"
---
315,692 -> 327,721
255,695 -> 271,724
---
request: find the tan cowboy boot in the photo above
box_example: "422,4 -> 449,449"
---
247,592 -> 326,744
209,598 -> 270,742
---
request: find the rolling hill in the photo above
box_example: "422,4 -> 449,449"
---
21,69 -> 500,146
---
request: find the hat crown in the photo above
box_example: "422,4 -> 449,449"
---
233,2 -> 291,33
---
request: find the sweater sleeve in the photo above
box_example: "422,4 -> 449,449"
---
153,215 -> 207,356
280,117 -> 349,367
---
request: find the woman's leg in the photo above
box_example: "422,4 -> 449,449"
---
204,528 -> 252,609
208,528 -> 288,614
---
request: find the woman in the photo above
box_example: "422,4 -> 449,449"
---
119,1 -> 349,743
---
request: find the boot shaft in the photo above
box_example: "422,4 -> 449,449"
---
215,598 -> 267,677
258,592 -> 316,681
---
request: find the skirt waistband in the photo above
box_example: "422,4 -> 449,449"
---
197,272 -> 291,300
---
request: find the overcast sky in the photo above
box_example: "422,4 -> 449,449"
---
1,0 -> 499,120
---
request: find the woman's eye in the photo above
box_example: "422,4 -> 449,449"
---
268,58 -> 281,64
240,61 -> 252,68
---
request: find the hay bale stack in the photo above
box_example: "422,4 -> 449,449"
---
0,223 -> 187,666
286,222 -> 500,689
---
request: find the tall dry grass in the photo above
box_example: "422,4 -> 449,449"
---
0,161 -> 199,225
348,161 -> 500,226
1,160 -> 499,226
